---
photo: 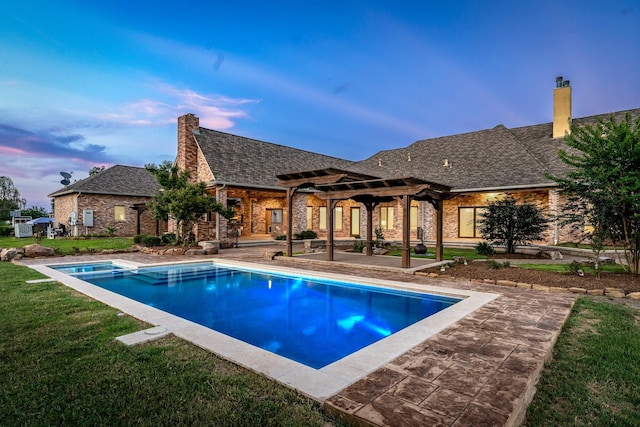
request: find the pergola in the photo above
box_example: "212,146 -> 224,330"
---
277,168 -> 452,268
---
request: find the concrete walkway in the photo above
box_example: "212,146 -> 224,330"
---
19,246 -> 576,426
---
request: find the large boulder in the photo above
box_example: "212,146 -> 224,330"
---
1,247 -> 24,262
23,244 -> 55,258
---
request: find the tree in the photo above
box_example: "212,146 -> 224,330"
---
21,206 -> 47,219
89,166 -> 105,176
547,113 -> 640,275
145,161 -> 235,243
0,176 -> 26,221
477,195 -> 548,254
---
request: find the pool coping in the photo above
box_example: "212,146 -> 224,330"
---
28,258 -> 498,401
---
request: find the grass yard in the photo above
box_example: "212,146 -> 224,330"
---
0,262 -> 338,426
517,263 -> 627,274
386,246 -> 486,260
0,236 -> 134,256
524,297 -> 640,425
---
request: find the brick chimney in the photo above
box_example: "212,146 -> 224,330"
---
553,76 -> 572,138
176,113 -> 200,181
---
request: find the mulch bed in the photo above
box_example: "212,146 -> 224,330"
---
438,261 -> 640,294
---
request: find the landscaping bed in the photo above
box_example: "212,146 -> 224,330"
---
438,261 -> 640,293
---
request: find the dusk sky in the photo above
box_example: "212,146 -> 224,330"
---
1,1 -> 639,210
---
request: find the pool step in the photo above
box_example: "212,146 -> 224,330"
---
129,267 -> 236,286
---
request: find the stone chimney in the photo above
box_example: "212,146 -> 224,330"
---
176,113 -> 200,181
553,76 -> 572,138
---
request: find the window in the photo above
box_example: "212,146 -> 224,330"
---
114,206 -> 125,222
351,207 -> 360,236
306,206 -> 312,229
319,207 -> 327,230
334,206 -> 343,231
458,207 -> 486,238
410,206 -> 418,231
270,209 -> 283,224
380,206 -> 395,230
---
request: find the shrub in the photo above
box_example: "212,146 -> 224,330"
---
475,241 -> 495,256
141,236 -> 162,247
294,230 -> 317,240
161,233 -> 177,245
0,225 -> 13,237
353,240 -> 365,253
565,260 -> 583,275
489,260 -> 511,270
133,234 -> 146,244
274,235 -> 287,240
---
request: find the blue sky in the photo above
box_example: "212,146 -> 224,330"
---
1,1 -> 639,209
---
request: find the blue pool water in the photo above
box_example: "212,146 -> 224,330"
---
50,262 -> 125,274
57,262 -> 460,369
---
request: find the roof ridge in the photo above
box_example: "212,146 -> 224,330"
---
197,127 -> 353,162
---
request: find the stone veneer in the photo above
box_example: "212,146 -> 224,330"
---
53,193 -> 161,237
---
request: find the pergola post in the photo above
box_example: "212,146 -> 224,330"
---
401,195 -> 412,268
363,201 -> 377,256
435,199 -> 444,261
326,199 -> 335,261
285,187 -> 295,257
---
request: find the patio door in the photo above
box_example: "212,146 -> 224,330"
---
266,208 -> 282,233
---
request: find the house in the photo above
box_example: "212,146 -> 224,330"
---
176,78 -> 640,249
48,165 -> 166,237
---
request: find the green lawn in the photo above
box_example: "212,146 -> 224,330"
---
0,262 -> 337,426
386,246 -> 486,260
517,263 -> 627,274
0,236 -> 134,255
524,297 -> 640,426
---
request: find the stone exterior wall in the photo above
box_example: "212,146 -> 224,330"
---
52,194 -> 78,230
53,193 -> 160,237
80,194 -> 157,237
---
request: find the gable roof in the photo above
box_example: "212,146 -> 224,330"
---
351,107 -> 640,191
48,165 -> 161,198
194,128 -> 357,188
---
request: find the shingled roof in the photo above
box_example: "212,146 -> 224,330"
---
48,165 -> 161,198
350,107 -> 640,191
194,128 -> 357,188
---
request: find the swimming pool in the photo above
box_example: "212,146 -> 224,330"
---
33,258 -> 498,400
52,262 -> 459,368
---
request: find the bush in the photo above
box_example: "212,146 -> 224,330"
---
141,236 -> 162,247
565,260 -> 583,275
0,225 -> 13,237
161,233 -> 177,245
353,240 -> 365,253
476,241 -> 495,255
133,234 -> 146,244
294,230 -> 317,240
274,235 -> 287,240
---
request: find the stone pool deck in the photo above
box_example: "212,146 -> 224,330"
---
19,245 -> 576,426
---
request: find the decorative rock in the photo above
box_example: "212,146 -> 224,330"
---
184,249 -> 206,256
427,272 -> 439,278
586,289 -> 604,296
547,251 -> 563,260
23,244 -> 55,258
265,250 -> 283,260
516,282 -> 532,289
568,287 -> 587,294
1,248 -> 21,262
204,248 -> 218,255
483,278 -> 496,284
549,286 -> 567,293
626,292 -> 640,300
604,287 -> 626,298
496,280 -> 517,287
532,284 -> 550,292
164,248 -> 185,255
372,248 -> 389,255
